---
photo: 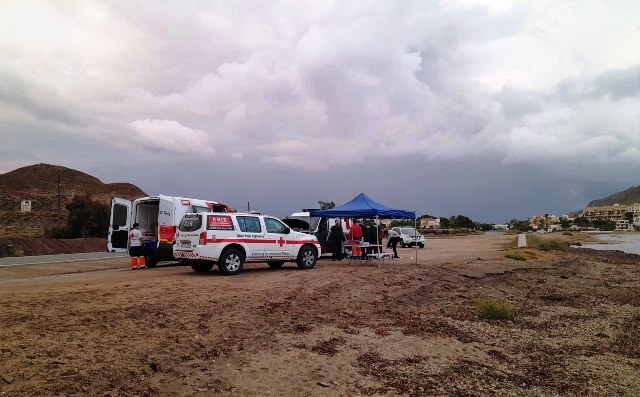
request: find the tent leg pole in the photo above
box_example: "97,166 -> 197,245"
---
376,216 -> 380,269
415,217 -> 418,266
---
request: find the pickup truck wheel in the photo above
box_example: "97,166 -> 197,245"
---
418,243 -> 424,248
218,248 -> 244,276
400,241 -> 406,248
268,261 -> 285,269
191,261 -> 213,273
297,246 -> 317,270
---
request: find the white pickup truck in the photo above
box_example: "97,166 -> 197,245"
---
174,212 -> 322,275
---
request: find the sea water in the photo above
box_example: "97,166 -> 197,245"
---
581,233 -> 640,255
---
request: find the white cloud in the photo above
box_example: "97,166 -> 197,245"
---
0,0 -> 638,178
128,119 -> 215,156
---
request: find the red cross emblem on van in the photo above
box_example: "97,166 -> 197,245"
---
278,237 -> 285,247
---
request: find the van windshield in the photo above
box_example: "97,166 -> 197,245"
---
401,228 -> 418,236
179,214 -> 202,232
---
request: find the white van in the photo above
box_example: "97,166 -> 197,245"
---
174,212 -> 321,275
108,194 -> 232,266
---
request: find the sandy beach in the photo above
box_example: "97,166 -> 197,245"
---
1,233 -> 638,396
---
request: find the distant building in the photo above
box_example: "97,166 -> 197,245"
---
615,219 -> 633,231
627,203 -> 640,215
380,219 -> 393,227
633,214 -> 640,227
420,217 -> 440,229
20,200 -> 32,212
528,214 -> 559,230
583,204 -> 627,222
493,224 -> 509,231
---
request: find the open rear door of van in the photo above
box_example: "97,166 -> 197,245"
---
108,197 -> 132,252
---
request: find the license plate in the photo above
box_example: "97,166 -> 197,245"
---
181,240 -> 192,248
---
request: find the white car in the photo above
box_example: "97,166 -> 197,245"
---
392,227 -> 425,248
174,212 -> 322,275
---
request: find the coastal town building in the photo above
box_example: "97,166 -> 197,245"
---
615,220 -> 634,231
582,204 -> 627,222
528,214 -> 559,230
420,217 -> 440,229
627,203 -> 640,215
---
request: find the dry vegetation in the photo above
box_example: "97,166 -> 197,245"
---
0,234 -> 638,396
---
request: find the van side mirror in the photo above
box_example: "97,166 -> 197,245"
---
285,227 -> 291,234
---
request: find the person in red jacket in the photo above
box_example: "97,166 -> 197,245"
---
348,219 -> 363,241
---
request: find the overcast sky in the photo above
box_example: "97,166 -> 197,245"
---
1,0 -> 639,222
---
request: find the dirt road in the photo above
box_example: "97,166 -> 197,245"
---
1,234 -> 638,396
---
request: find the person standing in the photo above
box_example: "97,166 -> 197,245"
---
387,228 -> 400,258
129,223 -> 146,269
348,219 -> 363,241
327,219 -> 346,261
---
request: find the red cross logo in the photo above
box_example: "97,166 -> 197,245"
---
278,237 -> 285,247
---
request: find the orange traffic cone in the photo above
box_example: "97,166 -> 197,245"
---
139,256 -> 146,269
131,257 -> 138,270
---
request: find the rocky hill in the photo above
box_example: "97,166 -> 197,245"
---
587,185 -> 640,207
0,163 -> 147,237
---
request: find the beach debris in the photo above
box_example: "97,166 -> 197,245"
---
2,374 -> 14,384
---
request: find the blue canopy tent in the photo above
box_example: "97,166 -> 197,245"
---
309,193 -> 415,220
310,193 -> 417,263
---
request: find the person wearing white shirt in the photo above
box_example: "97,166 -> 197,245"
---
129,223 -> 146,269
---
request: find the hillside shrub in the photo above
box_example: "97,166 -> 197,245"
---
41,196 -> 109,239
505,252 -> 526,261
475,298 -> 517,320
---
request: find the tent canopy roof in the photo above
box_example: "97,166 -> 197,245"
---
309,193 -> 415,219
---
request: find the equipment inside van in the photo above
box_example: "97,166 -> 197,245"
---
108,194 -> 232,267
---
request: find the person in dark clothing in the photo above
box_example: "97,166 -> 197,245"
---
327,219 -> 346,261
367,223 -> 380,254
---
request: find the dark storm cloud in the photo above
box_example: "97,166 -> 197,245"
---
1,0 -> 639,221
0,75 -> 81,126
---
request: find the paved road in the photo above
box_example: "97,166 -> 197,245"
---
0,252 -> 128,268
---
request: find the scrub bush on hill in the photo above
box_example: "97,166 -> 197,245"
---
45,196 -> 109,239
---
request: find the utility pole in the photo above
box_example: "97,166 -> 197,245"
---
247,202 -> 250,212
57,174 -> 61,229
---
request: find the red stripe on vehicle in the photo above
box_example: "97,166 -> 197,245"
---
205,238 -> 277,244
